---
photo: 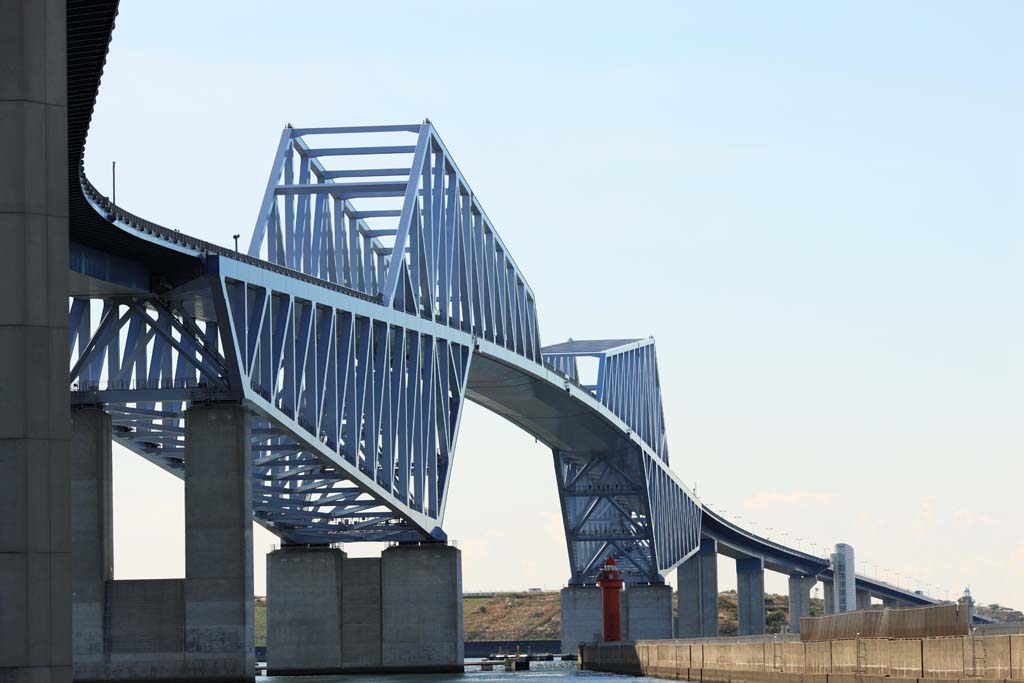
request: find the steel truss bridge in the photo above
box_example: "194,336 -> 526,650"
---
66,0 -> 955,601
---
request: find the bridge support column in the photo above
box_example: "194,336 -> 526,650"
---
736,557 -> 766,636
622,584 -> 673,640
381,543 -> 462,672
183,404 -> 254,682
856,589 -> 872,610
266,546 -> 345,675
822,579 -> 835,614
677,538 -> 718,638
560,586 -> 603,653
0,1 -> 72,681
788,575 -> 815,634
883,597 -> 899,609
71,409 -> 113,674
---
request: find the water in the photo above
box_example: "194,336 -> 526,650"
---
259,660 -> 657,683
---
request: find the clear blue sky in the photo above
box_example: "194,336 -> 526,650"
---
87,1 -> 1023,607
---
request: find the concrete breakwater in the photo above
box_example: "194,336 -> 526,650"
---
580,634 -> 1024,682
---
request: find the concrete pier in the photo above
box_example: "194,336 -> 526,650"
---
182,404 -> 254,681
677,538 -> 719,638
560,585 -> 603,655
381,543 -> 463,672
265,543 -> 462,674
787,575 -> 815,634
72,405 -> 255,681
0,1 -> 72,682
736,557 -> 765,636
883,597 -> 899,608
822,579 -> 835,614
856,588 -> 872,610
623,584 -> 673,640
71,410 -> 113,671
266,546 -> 345,675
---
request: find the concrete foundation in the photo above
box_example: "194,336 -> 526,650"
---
72,404 -> 254,682
381,543 -> 463,672
560,585 -> 603,654
787,575 -> 815,634
0,1 -> 72,681
736,557 -> 765,636
677,537 -> 719,637
856,588 -> 872,610
266,546 -> 345,675
623,584 -> 674,640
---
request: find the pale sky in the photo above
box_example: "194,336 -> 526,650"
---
86,2 -> 1023,609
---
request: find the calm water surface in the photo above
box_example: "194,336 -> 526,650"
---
261,660 -> 658,683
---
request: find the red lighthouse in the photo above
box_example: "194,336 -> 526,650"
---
597,555 -> 624,641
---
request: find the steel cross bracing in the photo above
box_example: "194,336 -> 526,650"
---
70,122 -> 703,579
543,338 -> 670,463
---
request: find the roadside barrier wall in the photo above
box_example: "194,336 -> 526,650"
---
801,604 -> 970,641
580,633 -> 1024,682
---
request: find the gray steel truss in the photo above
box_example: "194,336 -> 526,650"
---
70,122 -> 703,580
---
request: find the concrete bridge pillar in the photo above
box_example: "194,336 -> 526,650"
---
182,404 -> 254,681
560,585 -> 602,654
622,584 -> 673,640
736,557 -> 766,636
856,589 -> 872,610
821,579 -> 835,614
676,537 -> 718,638
69,404 -> 254,682
882,597 -> 899,609
787,575 -> 816,634
70,409 -> 113,672
0,1 -> 72,681
266,546 -> 345,675
380,543 -> 463,671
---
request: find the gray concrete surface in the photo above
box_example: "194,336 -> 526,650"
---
107,580 -> 185,655
822,579 -> 835,614
266,546 -> 345,675
787,575 -> 816,634
341,557 -> 382,669
736,557 -> 765,636
380,544 -> 463,671
559,585 -> 603,655
622,584 -> 673,640
856,588 -> 872,610
71,410 -> 113,670
677,537 -> 719,637
0,1 -> 72,682
183,404 -> 254,682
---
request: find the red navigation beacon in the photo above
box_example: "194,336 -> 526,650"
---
597,555 -> 624,641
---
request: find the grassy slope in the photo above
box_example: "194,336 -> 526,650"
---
253,590 -> 824,645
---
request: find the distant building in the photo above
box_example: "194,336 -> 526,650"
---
831,543 -> 857,612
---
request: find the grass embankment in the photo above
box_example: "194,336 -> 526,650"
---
253,591 -> 824,645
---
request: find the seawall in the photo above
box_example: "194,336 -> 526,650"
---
580,634 -> 1024,682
